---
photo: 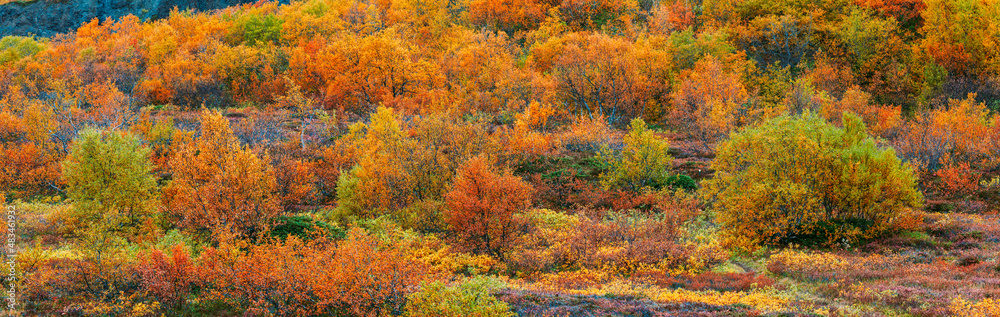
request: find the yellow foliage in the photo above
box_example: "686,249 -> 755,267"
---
404,233 -> 502,275
510,278 -> 792,313
597,118 -> 672,191
950,297 -> 1000,316
767,249 -> 851,274
705,112 -> 923,248
334,106 -> 412,218
649,288 -> 791,312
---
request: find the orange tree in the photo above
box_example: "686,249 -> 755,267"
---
551,32 -> 649,126
671,55 -> 754,151
163,110 -> 281,240
444,156 -> 533,259
703,112 -> 923,249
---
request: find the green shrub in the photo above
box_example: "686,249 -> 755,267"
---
233,13 -> 284,45
269,215 -> 345,240
330,165 -> 364,224
62,129 -> 160,236
0,35 -> 45,64
703,112 -> 923,248
659,174 -> 697,191
394,199 -> 446,233
404,277 -> 515,317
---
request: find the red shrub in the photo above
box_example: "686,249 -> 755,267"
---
137,245 -> 200,310
445,156 -> 534,258
935,161 -> 982,197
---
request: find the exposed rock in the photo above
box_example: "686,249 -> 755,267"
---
0,0 -> 287,38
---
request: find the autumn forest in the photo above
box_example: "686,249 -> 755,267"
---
1,0 -> 1000,315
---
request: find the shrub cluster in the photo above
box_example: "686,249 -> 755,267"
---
704,112 -> 924,248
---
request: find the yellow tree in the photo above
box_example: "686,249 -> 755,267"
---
597,118 -> 673,192
61,128 -> 159,237
333,106 -> 413,219
920,0 -> 1000,77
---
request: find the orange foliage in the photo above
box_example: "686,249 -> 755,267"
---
135,228 -> 432,315
195,229 -> 429,316
671,55 -> 753,150
136,10 -> 233,107
557,114 -> 615,152
649,0 -> 697,34
508,200 -> 712,274
469,0 -> 555,33
322,30 -> 440,113
892,93 -> 997,174
0,90 -> 62,198
313,144 -> 352,202
854,0 -> 926,27
559,0 -> 638,29
7,0 -> 1000,315
275,159 -> 319,210
129,113 -> 194,174
212,44 -> 287,105
498,102 -> 559,163
920,0 -> 1000,76
803,53 -> 856,98
437,30 -> 535,113
445,156 -> 534,258
552,32 -> 650,125
164,111 -> 281,239
137,245 -> 200,310
935,160 -> 982,197
817,86 -> 904,137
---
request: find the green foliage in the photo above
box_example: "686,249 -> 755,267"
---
747,61 -> 793,107
269,215 -> 345,240
667,28 -> 735,70
330,166 -> 363,224
598,118 -> 673,191
660,174 -> 698,191
779,217 -> 878,247
332,108 -> 493,223
62,129 -> 160,235
394,199 -> 447,233
153,229 -> 200,253
331,106 -> 411,220
404,277 -> 515,317
0,35 -> 45,64
703,112 -> 923,248
234,13 -> 284,45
